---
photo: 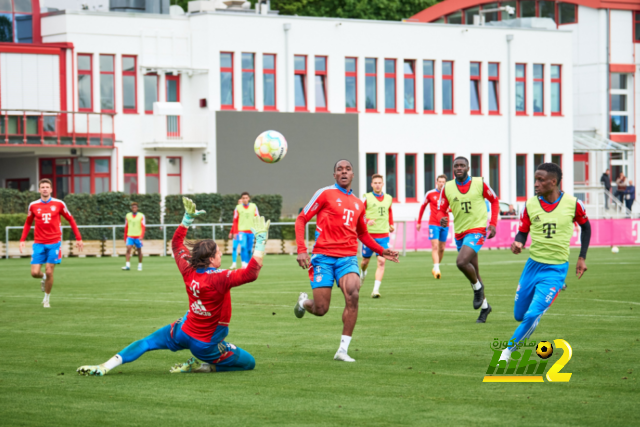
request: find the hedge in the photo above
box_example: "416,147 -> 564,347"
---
0,213 -> 70,241
0,189 -> 41,214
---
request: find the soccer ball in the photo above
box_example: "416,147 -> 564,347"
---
536,341 -> 554,359
611,246 -> 619,254
254,130 -> 288,164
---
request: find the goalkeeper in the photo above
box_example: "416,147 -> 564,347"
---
77,197 -> 270,376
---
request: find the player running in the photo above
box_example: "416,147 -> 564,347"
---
438,157 -> 499,323
499,163 -> 590,361
293,160 -> 400,362
359,174 -> 395,298
229,198 -> 242,269
417,174 -> 449,279
229,192 -> 259,268
122,202 -> 145,271
77,198 -> 270,376
19,179 -> 83,308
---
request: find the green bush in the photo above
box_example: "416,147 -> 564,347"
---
0,189 -> 41,214
277,217 -> 316,241
0,213 -> 70,241
165,193 -> 224,240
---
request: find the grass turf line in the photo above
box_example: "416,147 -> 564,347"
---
0,247 -> 639,426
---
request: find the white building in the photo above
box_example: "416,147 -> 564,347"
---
0,0 -> 605,217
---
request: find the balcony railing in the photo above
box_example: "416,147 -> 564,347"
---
0,109 -> 115,148
142,113 -> 208,149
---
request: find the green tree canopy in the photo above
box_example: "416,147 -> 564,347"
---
268,0 -> 438,21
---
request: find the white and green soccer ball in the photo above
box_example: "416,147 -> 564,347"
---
254,130 -> 288,164
611,246 -> 619,254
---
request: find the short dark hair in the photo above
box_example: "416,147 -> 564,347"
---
38,178 -> 52,188
437,174 -> 448,181
453,156 -> 469,166
334,159 -> 353,172
241,192 -> 250,197
537,162 -> 563,185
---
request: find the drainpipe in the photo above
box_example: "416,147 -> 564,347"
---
506,34 -> 514,203
283,23 -> 291,112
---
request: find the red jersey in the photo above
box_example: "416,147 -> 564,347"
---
172,226 -> 261,342
21,197 -> 82,244
519,194 -> 588,232
437,178 -> 500,239
295,184 -> 385,258
418,188 -> 447,226
362,193 -> 394,238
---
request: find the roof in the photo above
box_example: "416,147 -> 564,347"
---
574,132 -> 634,152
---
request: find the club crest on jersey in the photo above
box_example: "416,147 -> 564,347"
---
51,206 -> 56,211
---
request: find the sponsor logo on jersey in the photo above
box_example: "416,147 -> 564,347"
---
453,197 -> 459,202
336,198 -> 342,203
533,215 -> 541,223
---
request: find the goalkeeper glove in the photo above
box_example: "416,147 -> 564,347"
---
251,216 -> 270,257
181,197 -> 206,227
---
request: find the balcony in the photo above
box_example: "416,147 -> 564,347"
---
142,102 -> 208,149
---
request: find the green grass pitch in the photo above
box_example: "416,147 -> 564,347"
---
0,248 -> 639,426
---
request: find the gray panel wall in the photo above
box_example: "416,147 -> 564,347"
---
216,111 -> 358,216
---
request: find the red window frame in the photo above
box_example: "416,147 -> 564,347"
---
471,153 -> 482,177
489,153 -> 501,197
99,54 -> 115,114
345,57 -> 358,113
242,53 -> 256,111
294,55 -> 308,112
404,60 -> 416,114
39,157 -> 111,197
166,75 -> 181,137
144,73 -> 159,115
145,156 -> 160,194
386,153 -> 399,202
384,59 -> 397,113
405,153 -> 418,202
442,61 -> 454,115
78,53 -> 93,112
516,153 -> 527,201
533,64 -> 544,116
220,52 -> 234,110
365,58 -> 377,113
470,61 -> 481,115
167,156 -> 182,195
516,63 -> 527,116
423,59 -> 435,114
92,158 -> 111,193
315,56 -> 329,113
635,12 -> 640,43
263,53 -> 277,111
5,178 -> 29,190
123,157 -> 138,194
551,64 -> 562,116
443,153 -> 455,179
488,62 -> 500,115
122,55 -> 137,114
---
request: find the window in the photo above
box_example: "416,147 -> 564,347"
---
315,56 -> 328,112
405,153 -> 417,201
533,64 -> 544,115
220,52 -> 234,109
635,12 -> 640,42
366,153 -> 378,193
483,2 -> 499,23
404,60 -> 416,113
489,154 -> 500,197
39,158 -> 110,198
167,157 -> 181,195
385,154 -> 397,199
0,0 -> 34,43
611,73 -> 631,133
423,60 -> 435,113
551,65 -> 561,115
447,11 -> 462,24
345,57 -> 357,112
442,61 -> 454,114
384,59 -> 396,113
144,73 -> 158,114
242,53 -> 255,110
443,154 -> 454,179
122,56 -> 137,114
471,154 -> 482,177
534,154 -> 545,171
470,62 -> 481,114
6,178 -> 29,191
145,157 -> 159,194
166,75 -> 180,137
294,55 -> 307,111
263,54 -> 277,111
516,63 -> 526,115
521,0 -> 535,17
78,54 -> 93,112
100,55 -> 115,112
516,154 -> 527,201
124,157 -> 138,194
551,154 -> 562,167
559,3 -> 577,24
424,154 -> 435,190
488,62 -> 499,114
501,1 -> 516,20
365,58 -> 377,112
465,7 -> 479,24
539,1 -> 555,21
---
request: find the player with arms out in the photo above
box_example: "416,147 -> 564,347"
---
229,192 -> 259,269
77,197 -> 270,376
19,179 -> 83,308
293,160 -> 400,362
417,174 -> 449,279
228,198 -> 242,269
499,163 -> 590,361
122,202 -> 145,271
438,157 -> 499,323
359,174 -> 395,298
